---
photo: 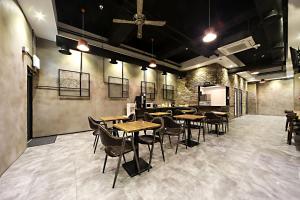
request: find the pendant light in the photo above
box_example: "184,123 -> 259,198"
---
202,0 -> 217,43
149,38 -> 157,68
77,8 -> 89,52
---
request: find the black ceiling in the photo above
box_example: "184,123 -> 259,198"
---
55,0 -> 288,70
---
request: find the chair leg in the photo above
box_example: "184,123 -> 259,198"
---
103,154 -> 108,173
197,125 -> 201,143
148,142 -> 155,172
175,135 -> 180,154
216,124 -> 219,137
203,126 -> 206,142
168,136 -> 172,147
94,135 -> 99,154
147,144 -> 151,152
123,155 -> 126,163
93,135 -> 97,147
285,120 -> 288,131
112,154 -> 122,188
159,140 -> 165,162
287,130 -> 292,145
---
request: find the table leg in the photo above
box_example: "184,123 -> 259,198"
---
112,120 -> 119,136
180,119 -> 199,147
122,131 -> 152,177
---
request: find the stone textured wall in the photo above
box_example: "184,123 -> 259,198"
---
0,0 -> 33,175
248,79 -> 294,116
248,83 -> 257,114
176,64 -> 247,118
33,38 -> 177,137
294,73 -> 300,111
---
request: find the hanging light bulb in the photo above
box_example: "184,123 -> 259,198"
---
149,38 -> 157,68
202,0 -> 217,43
77,8 -> 89,52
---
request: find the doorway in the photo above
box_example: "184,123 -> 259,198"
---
27,69 -> 33,141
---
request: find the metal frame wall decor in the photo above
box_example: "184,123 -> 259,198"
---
108,76 -> 129,98
163,84 -> 175,100
58,69 -> 90,97
141,81 -> 156,100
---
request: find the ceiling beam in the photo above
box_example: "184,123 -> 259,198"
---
228,61 -> 285,74
56,35 -> 184,75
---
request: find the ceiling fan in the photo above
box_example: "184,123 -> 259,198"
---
112,0 -> 166,39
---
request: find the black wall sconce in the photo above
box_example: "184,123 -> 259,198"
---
110,58 -> 118,64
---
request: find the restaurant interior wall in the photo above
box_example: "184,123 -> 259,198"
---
32,38 -> 177,137
0,0 -> 33,176
248,79 -> 294,116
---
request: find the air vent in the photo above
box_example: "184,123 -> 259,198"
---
218,36 -> 259,55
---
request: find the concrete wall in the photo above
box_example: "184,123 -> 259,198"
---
33,38 -> 177,137
176,64 -> 247,118
248,79 -> 294,116
0,0 -> 33,175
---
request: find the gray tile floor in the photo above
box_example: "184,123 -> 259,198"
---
1,115 -> 300,200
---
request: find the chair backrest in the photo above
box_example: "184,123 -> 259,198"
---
144,112 -> 154,122
151,117 -> 164,133
88,116 -> 99,130
205,112 -> 220,120
173,109 -> 184,116
88,116 -> 108,130
190,107 -> 198,113
166,110 -> 173,116
128,113 -> 136,121
162,116 -> 180,128
98,124 -> 120,147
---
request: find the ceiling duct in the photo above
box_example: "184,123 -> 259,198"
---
217,36 -> 260,56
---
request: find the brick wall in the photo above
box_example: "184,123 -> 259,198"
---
176,63 -> 247,118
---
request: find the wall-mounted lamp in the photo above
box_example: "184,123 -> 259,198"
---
260,79 -> 266,83
141,66 -> 147,71
110,58 -> 118,64
58,46 -> 72,55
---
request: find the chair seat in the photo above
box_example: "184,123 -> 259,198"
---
164,128 -> 182,135
105,141 -> 132,157
138,135 -> 161,144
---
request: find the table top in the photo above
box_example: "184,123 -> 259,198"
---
149,112 -> 171,116
181,110 -> 195,113
99,115 -> 128,122
174,114 -> 206,121
113,121 -> 161,133
212,111 -> 228,116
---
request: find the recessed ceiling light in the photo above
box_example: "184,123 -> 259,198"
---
99,4 -> 104,10
35,11 -> 45,21
185,47 -> 189,51
251,71 -> 260,75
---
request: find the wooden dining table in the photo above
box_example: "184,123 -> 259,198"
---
149,112 -> 171,117
99,115 -> 129,136
174,114 -> 206,147
113,121 -> 161,177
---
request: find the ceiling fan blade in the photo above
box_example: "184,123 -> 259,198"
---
144,20 -> 166,26
137,0 -> 143,15
113,19 -> 135,24
137,24 -> 143,39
